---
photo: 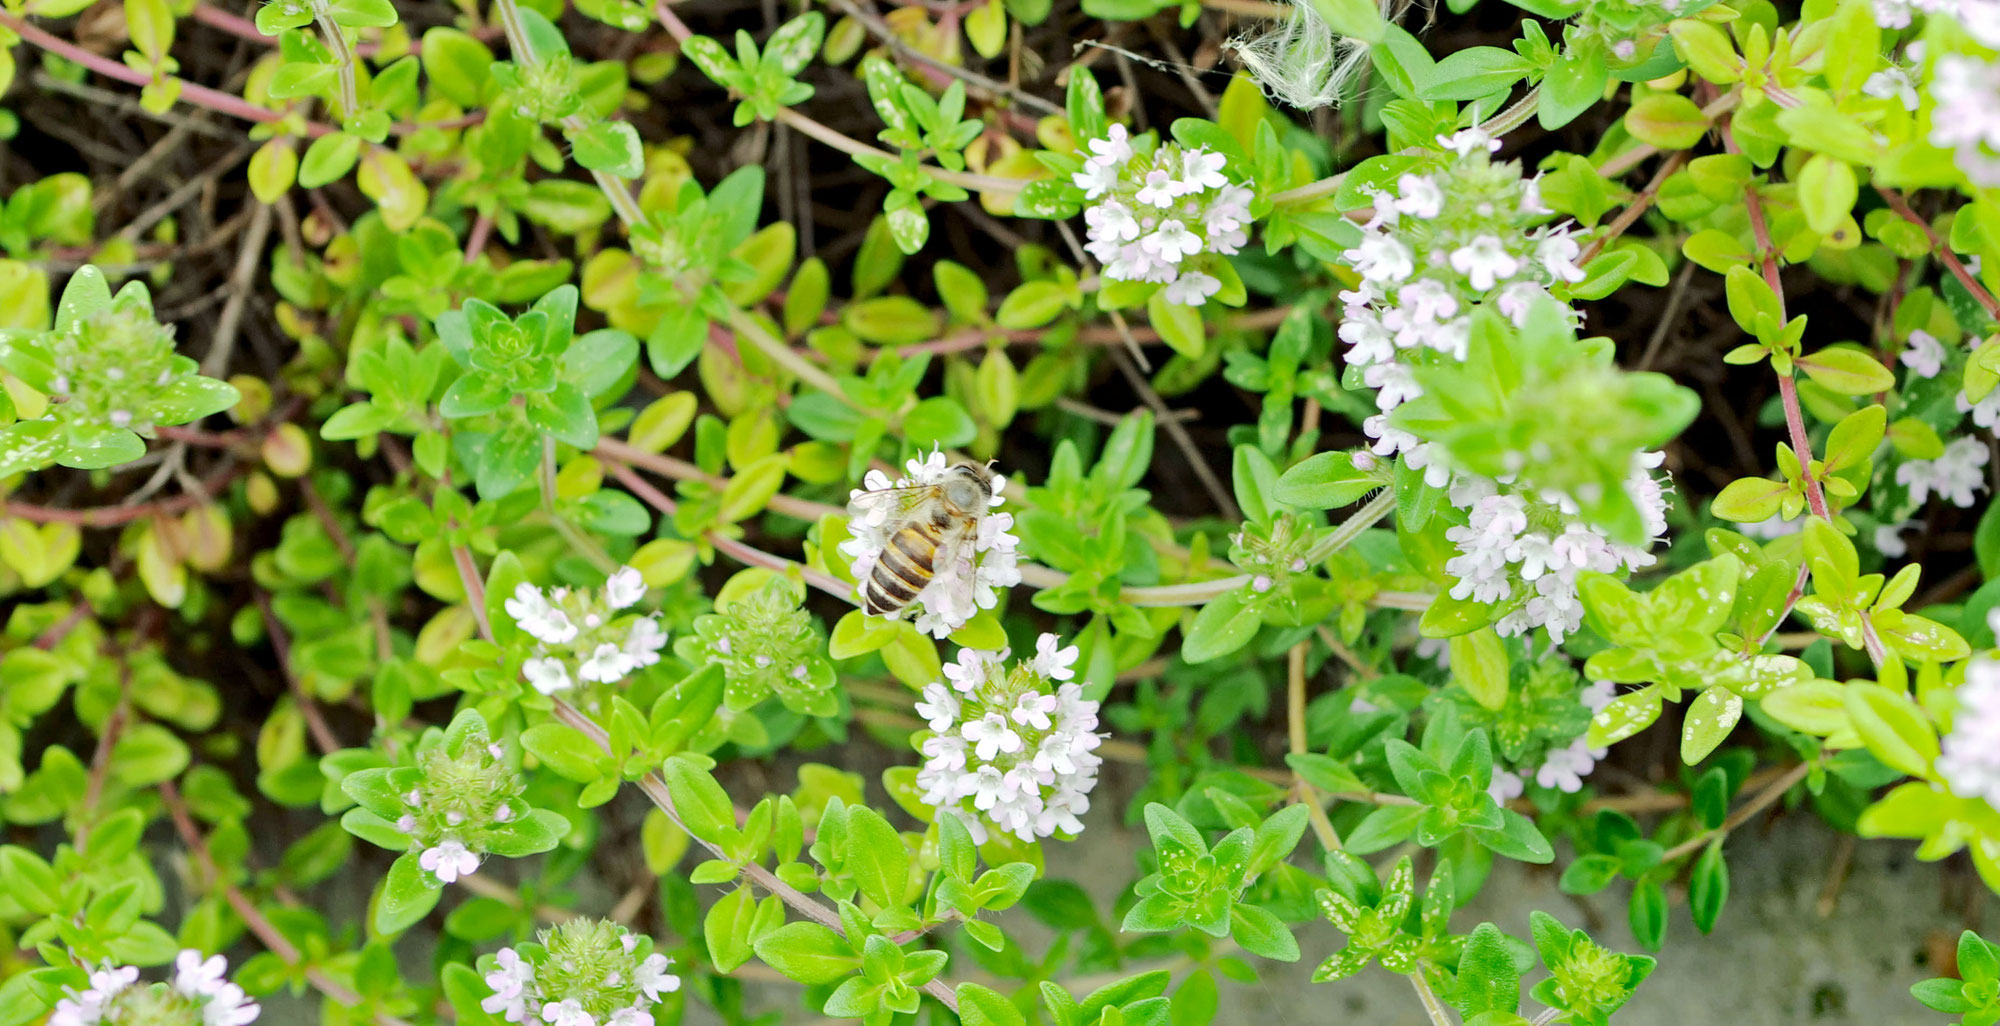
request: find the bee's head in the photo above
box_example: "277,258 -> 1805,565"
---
942,463 -> 993,511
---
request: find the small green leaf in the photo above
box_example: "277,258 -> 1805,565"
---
845,805 -> 910,910
568,121 -> 645,178
1678,687 -> 1742,764
1228,903 -> 1299,962
755,921 -> 858,984
1449,628 -> 1509,711
1146,290 -> 1204,358
1274,450 -> 1384,510
1690,841 -> 1728,934
662,756 -> 740,845
1843,682 -> 1938,778
959,984 -> 1028,1026
1624,94 -> 1709,150
1454,922 -> 1520,1014
1797,348 -> 1895,396
375,852 -> 443,935
1183,590 -> 1263,664
1628,878 -> 1667,951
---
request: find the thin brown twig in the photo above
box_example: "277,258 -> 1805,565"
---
1578,151 -> 1689,265
159,780 -> 420,1026
1289,642 -> 1344,851
600,459 -> 854,601
825,0 -> 1060,116
254,591 -> 343,756
4,464 -> 242,526
1658,761 -> 1812,864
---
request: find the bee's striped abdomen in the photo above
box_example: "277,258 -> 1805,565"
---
864,518 -> 944,615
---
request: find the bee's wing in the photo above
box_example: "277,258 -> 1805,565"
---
847,483 -> 942,527
928,512 -> 983,593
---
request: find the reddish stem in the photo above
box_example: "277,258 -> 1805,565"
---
601,458 -> 853,601
4,465 -> 241,526
654,0 -> 694,41
160,780 -> 416,1026
593,436 -> 838,522
1775,375 -> 1830,519
187,3 -> 503,57
32,601 -> 93,650
255,591 -> 343,755
450,542 -> 495,640
1726,122 -> 1889,663
1578,151 -> 1689,266
464,212 -> 494,259
0,11 -> 484,139
0,10 -> 321,133
1722,121 -> 1830,520
1875,186 -> 2000,324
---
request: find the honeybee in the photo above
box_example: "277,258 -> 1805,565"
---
847,462 -> 995,617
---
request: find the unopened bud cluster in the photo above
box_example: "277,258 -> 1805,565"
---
673,575 -> 837,716
391,718 -> 530,885
1229,513 -> 1323,596
502,53 -> 584,123
39,284 -> 194,437
1571,0 -> 1691,66
480,918 -> 680,1026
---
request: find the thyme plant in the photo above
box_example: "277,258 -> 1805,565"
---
0,0 -> 1997,1022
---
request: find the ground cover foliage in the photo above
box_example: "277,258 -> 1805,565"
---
3,0 -> 2000,1022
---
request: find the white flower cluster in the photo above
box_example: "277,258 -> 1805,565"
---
1074,125 -> 1255,306
51,951 -> 259,1026
1932,51 -> 2000,187
1940,656 -> 2000,808
1443,456 -> 1671,643
1489,682 -> 1616,801
391,728 -> 529,885
1877,519 -> 1919,557
1895,434 -> 1989,508
912,635 -> 1103,843
1961,378 -> 2000,429
482,921 -> 680,1026
506,566 -> 667,694
1904,329 -> 1948,378
1866,66 -> 1922,111
1333,131 -> 1675,642
1339,129 -> 1585,477
841,450 -> 1021,639
1877,0 -> 2000,43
